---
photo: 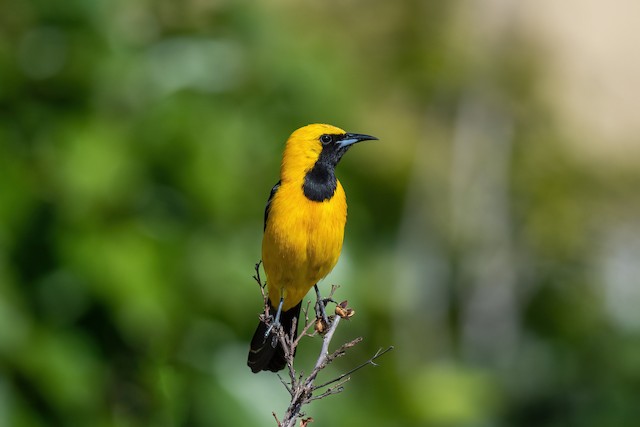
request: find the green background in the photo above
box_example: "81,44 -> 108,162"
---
2,1 -> 640,426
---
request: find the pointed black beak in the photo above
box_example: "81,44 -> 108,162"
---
337,132 -> 378,149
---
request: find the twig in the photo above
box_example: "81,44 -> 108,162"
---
307,377 -> 349,402
279,316 -> 342,427
277,304 -> 393,427
314,316 -> 340,371
313,346 -> 395,391
252,262 -> 393,426
253,261 -> 270,319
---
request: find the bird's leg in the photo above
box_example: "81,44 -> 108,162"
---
314,284 -> 331,327
264,296 -> 284,338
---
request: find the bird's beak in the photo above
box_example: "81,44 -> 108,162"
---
337,133 -> 378,149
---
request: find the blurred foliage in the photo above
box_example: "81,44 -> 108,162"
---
1,0 -> 640,426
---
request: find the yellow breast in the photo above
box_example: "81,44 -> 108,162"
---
262,180 -> 347,311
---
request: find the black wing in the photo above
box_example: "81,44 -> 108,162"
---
264,180 -> 281,232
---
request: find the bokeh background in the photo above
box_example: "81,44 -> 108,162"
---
2,0 -> 640,426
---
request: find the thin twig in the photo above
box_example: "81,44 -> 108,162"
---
313,316 -> 340,371
253,260 -> 270,319
252,262 -> 393,427
313,346 -> 394,391
308,376 -> 350,402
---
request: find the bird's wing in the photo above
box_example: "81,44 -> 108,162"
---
264,180 -> 281,232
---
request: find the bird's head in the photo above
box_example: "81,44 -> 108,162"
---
281,123 -> 377,183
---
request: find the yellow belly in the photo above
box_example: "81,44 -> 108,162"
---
262,181 -> 347,311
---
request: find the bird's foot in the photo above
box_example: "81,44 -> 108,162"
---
314,284 -> 335,330
264,317 -> 280,338
263,296 -> 284,338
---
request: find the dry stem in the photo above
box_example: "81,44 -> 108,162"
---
252,262 -> 393,427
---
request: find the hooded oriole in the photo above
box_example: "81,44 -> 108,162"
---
247,123 -> 377,373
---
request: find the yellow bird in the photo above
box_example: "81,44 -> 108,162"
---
247,123 -> 377,373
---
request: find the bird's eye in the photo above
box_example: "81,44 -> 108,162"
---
320,134 -> 333,145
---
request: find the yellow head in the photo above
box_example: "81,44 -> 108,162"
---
280,124 -> 377,201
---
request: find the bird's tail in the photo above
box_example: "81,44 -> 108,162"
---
247,300 -> 302,373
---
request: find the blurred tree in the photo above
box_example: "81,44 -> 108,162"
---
1,0 -> 639,426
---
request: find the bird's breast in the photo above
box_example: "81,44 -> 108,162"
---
262,180 -> 347,310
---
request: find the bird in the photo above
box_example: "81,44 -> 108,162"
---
247,123 -> 377,373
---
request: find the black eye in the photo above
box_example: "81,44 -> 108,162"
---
320,134 -> 333,145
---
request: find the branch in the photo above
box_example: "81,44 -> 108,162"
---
253,261 -> 393,427
312,345 -> 395,392
279,303 -> 392,427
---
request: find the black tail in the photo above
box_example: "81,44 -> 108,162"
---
247,300 -> 302,373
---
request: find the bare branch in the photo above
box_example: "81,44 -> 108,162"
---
277,373 -> 293,396
308,378 -> 349,402
313,315 -> 340,372
253,260 -> 271,319
272,412 -> 281,427
253,264 -> 393,427
313,345 -> 394,392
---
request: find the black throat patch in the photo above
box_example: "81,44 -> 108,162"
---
303,157 -> 337,202
302,133 -> 352,202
